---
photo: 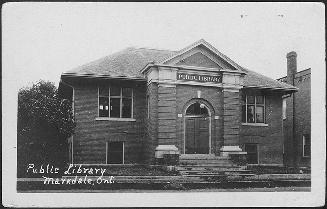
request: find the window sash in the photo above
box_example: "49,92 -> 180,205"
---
282,98 -> 287,120
242,94 -> 265,124
98,86 -> 133,118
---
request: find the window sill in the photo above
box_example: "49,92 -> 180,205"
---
95,117 -> 136,122
242,123 -> 268,127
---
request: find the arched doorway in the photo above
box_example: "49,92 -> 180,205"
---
184,101 -> 211,154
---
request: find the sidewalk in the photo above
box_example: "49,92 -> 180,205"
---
17,173 -> 311,191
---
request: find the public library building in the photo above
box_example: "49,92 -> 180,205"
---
59,39 -> 297,165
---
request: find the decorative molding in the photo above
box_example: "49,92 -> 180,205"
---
220,146 -> 246,157
158,83 -> 176,88
176,81 -> 223,88
222,87 -> 241,92
169,48 -> 224,69
197,90 -> 201,98
158,39 -> 245,72
155,145 -> 179,158
149,79 -> 244,90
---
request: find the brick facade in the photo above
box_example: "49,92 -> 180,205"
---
60,39 -> 297,166
278,51 -> 311,168
71,80 -> 147,164
223,90 -> 241,146
176,85 -> 224,155
293,71 -> 311,167
240,89 -> 284,165
69,80 -> 285,165
279,69 -> 311,167
157,85 -> 177,145
143,83 -> 158,164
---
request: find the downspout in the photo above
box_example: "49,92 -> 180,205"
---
60,80 -> 75,164
293,89 -> 297,168
282,108 -> 284,165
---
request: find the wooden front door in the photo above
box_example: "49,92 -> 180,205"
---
185,117 -> 209,154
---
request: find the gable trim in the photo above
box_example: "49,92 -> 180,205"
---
158,39 -> 245,72
173,50 -> 224,69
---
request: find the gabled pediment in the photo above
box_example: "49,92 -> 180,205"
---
175,52 -> 222,69
160,39 -> 244,72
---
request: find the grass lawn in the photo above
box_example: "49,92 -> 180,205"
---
19,164 -> 179,178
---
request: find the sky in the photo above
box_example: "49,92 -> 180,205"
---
2,2 -> 325,90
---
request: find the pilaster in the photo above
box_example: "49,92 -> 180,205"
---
220,71 -> 245,156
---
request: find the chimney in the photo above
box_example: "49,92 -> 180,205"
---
286,51 -> 297,85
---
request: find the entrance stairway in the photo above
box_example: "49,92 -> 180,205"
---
177,154 -> 254,181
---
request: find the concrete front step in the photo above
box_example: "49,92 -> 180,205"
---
183,174 -> 255,178
179,161 -> 233,166
177,167 -> 248,172
177,164 -> 246,168
179,170 -> 252,175
179,171 -> 253,176
179,154 -> 236,168
178,168 -> 246,172
179,154 -> 230,160
177,154 -> 248,178
179,169 -> 256,179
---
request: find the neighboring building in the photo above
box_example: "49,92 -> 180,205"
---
277,52 -> 311,168
58,39 -> 297,165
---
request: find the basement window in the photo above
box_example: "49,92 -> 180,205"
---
98,86 -> 133,118
244,144 -> 259,164
106,141 -> 124,164
303,134 -> 311,158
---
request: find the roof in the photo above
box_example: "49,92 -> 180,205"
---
242,68 -> 297,91
62,40 -> 297,91
64,47 -> 176,78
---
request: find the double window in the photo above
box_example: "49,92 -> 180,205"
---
242,93 -> 265,124
98,86 -> 133,118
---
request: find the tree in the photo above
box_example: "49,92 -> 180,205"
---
17,80 -> 75,177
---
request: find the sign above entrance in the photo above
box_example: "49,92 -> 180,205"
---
177,72 -> 222,83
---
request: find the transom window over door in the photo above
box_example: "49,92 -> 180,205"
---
186,102 -> 209,116
98,86 -> 133,118
242,93 -> 265,124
